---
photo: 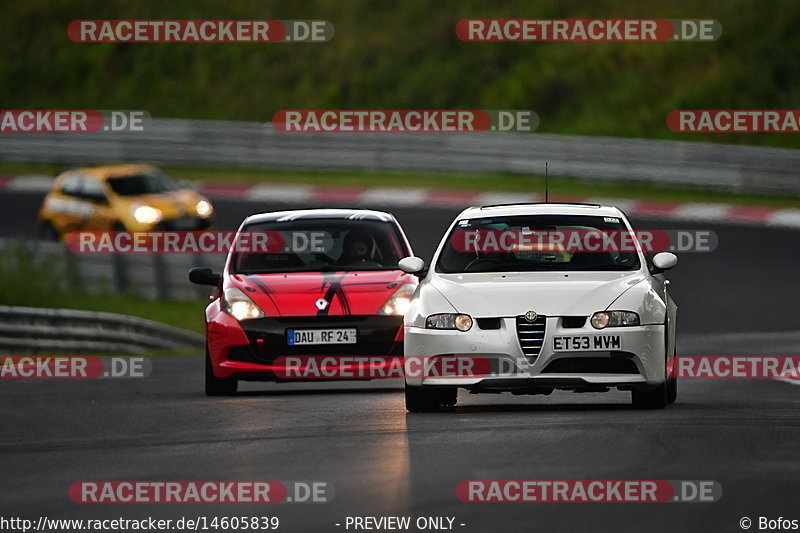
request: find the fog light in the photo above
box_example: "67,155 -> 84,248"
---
454,314 -> 473,332
591,312 -> 610,329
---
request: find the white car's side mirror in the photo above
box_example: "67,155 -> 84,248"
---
652,252 -> 678,271
398,256 -> 427,276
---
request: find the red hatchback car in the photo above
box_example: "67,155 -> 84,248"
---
189,209 -> 417,395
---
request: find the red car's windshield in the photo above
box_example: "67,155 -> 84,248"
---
232,218 -> 408,274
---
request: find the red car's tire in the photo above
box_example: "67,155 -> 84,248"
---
205,348 -> 237,396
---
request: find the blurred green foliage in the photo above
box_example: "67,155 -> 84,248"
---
1,0 -> 799,147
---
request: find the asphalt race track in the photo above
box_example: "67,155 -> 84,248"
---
1,190 -> 798,532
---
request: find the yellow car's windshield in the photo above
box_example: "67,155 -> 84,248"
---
107,171 -> 176,196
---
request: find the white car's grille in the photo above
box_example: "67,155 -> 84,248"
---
516,315 -> 547,360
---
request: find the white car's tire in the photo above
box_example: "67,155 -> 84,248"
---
405,385 -> 457,412
631,381 -> 667,409
633,328 -> 675,409
666,324 -> 678,404
667,375 -> 678,404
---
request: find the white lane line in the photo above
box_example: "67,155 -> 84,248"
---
671,203 -> 733,221
359,188 -> 428,206
766,208 -> 800,229
5,175 -> 55,192
247,184 -> 313,203
584,198 -> 639,212
474,192 -> 542,206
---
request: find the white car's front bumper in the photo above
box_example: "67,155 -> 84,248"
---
404,317 -> 666,392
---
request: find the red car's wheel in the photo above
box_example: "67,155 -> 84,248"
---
205,347 -> 237,396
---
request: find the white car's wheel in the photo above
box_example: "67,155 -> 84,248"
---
666,319 -> 678,404
632,327 -> 673,409
631,381 -> 667,409
405,385 -> 457,412
667,375 -> 678,404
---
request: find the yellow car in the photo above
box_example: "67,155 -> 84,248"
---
37,164 -> 214,240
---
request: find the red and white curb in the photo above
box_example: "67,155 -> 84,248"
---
4,175 -> 800,229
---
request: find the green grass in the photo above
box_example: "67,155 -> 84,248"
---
0,242 -> 206,334
5,162 -> 800,209
2,1 -> 800,149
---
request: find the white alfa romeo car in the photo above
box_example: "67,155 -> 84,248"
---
399,203 -> 678,412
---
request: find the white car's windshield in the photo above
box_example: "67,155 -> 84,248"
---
436,214 -> 641,273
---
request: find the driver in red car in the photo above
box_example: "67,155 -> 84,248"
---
339,230 -> 373,265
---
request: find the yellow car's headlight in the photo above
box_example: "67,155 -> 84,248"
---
196,199 -> 213,218
132,205 -> 162,224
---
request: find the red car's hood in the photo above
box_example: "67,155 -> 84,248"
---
229,270 -> 416,317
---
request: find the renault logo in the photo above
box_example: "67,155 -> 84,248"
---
524,310 -> 538,322
315,298 -> 329,310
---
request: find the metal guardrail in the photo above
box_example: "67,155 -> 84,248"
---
1,118 -> 799,195
0,305 -> 204,355
0,239 -> 223,301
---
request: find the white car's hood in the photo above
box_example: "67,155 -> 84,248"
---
430,271 -> 645,317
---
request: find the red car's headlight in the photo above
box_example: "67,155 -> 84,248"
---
222,288 -> 264,321
379,284 -> 416,316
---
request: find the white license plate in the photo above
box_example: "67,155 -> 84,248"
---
287,328 -> 357,345
553,335 -> 622,351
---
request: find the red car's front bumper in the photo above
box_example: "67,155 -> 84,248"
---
206,299 -> 404,381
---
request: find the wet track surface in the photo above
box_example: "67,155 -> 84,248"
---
1,190 -> 798,532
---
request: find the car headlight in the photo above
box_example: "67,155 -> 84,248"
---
426,313 -> 473,332
222,288 -> 264,321
132,205 -> 162,224
591,311 -> 640,329
379,284 -> 415,316
196,199 -> 213,218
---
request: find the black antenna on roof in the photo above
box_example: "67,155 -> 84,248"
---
545,161 -> 549,203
